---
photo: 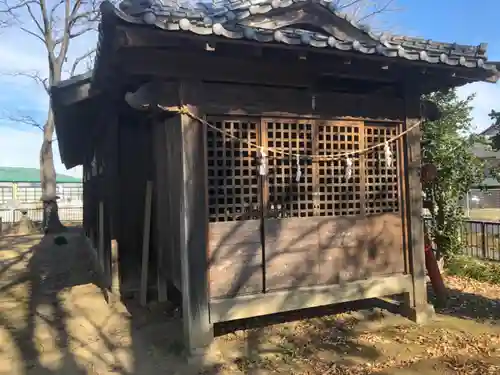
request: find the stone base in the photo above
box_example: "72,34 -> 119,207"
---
186,348 -> 207,366
181,326 -> 215,373
168,348 -> 211,375
400,303 -> 436,324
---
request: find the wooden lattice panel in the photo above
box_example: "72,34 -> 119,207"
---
265,119 -> 314,218
364,124 -> 400,214
206,117 -> 260,222
317,121 -> 363,216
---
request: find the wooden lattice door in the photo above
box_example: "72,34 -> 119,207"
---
206,116 -> 406,299
261,119 -> 405,290
206,116 -> 264,299
263,118 -> 318,291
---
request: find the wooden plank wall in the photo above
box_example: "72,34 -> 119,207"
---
116,107 -> 154,292
153,113 -> 184,291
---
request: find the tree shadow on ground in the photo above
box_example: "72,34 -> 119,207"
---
428,283 -> 500,323
0,231 -> 153,375
3,229 -> 500,375
200,279 -> 500,374
204,299 -> 401,374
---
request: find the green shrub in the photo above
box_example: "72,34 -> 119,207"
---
446,255 -> 500,284
422,90 -> 485,259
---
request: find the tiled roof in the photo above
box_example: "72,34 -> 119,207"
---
101,0 -> 498,73
479,124 -> 499,137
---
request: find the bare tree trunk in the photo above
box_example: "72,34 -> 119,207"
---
40,109 -> 65,234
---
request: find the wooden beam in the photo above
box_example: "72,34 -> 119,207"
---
53,96 -> 98,169
210,274 -> 413,323
199,81 -> 405,121
117,48 -> 400,87
51,76 -> 99,107
116,25 -> 191,49
124,77 -> 405,121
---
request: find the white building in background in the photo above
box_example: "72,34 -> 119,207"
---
0,167 -> 83,225
0,167 -> 82,207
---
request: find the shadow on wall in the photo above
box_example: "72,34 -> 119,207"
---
208,211 -> 403,303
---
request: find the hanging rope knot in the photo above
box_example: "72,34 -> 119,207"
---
295,154 -> 302,182
384,141 -> 393,167
258,147 -> 268,176
156,106 -> 422,166
178,105 -> 190,115
345,156 -> 353,180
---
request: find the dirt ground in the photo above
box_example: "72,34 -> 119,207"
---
1,234 -> 500,375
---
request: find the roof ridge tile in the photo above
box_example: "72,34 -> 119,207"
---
108,0 -> 497,72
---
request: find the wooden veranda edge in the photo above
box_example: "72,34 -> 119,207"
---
210,273 -> 413,323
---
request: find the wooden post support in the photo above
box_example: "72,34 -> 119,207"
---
481,222 -> 487,259
111,239 -> 120,294
401,86 -> 435,323
98,201 -> 105,273
157,245 -> 168,302
178,80 -> 212,358
140,180 -> 153,307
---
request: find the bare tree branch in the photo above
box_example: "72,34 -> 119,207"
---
69,47 -> 95,77
7,112 -> 44,131
332,0 -> 400,23
2,70 -> 50,92
357,0 -> 399,23
25,2 -> 45,36
336,0 -> 366,11
49,0 -> 64,22
0,0 -> 104,204
20,25 -> 46,43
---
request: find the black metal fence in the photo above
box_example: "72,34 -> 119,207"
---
424,217 -> 500,261
0,207 -> 83,233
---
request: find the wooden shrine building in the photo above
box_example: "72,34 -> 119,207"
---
50,0 -> 499,355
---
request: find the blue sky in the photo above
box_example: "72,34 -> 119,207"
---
380,0 -> 500,130
0,0 -> 499,178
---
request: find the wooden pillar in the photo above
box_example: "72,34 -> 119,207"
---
401,85 -> 435,323
178,80 -> 212,356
